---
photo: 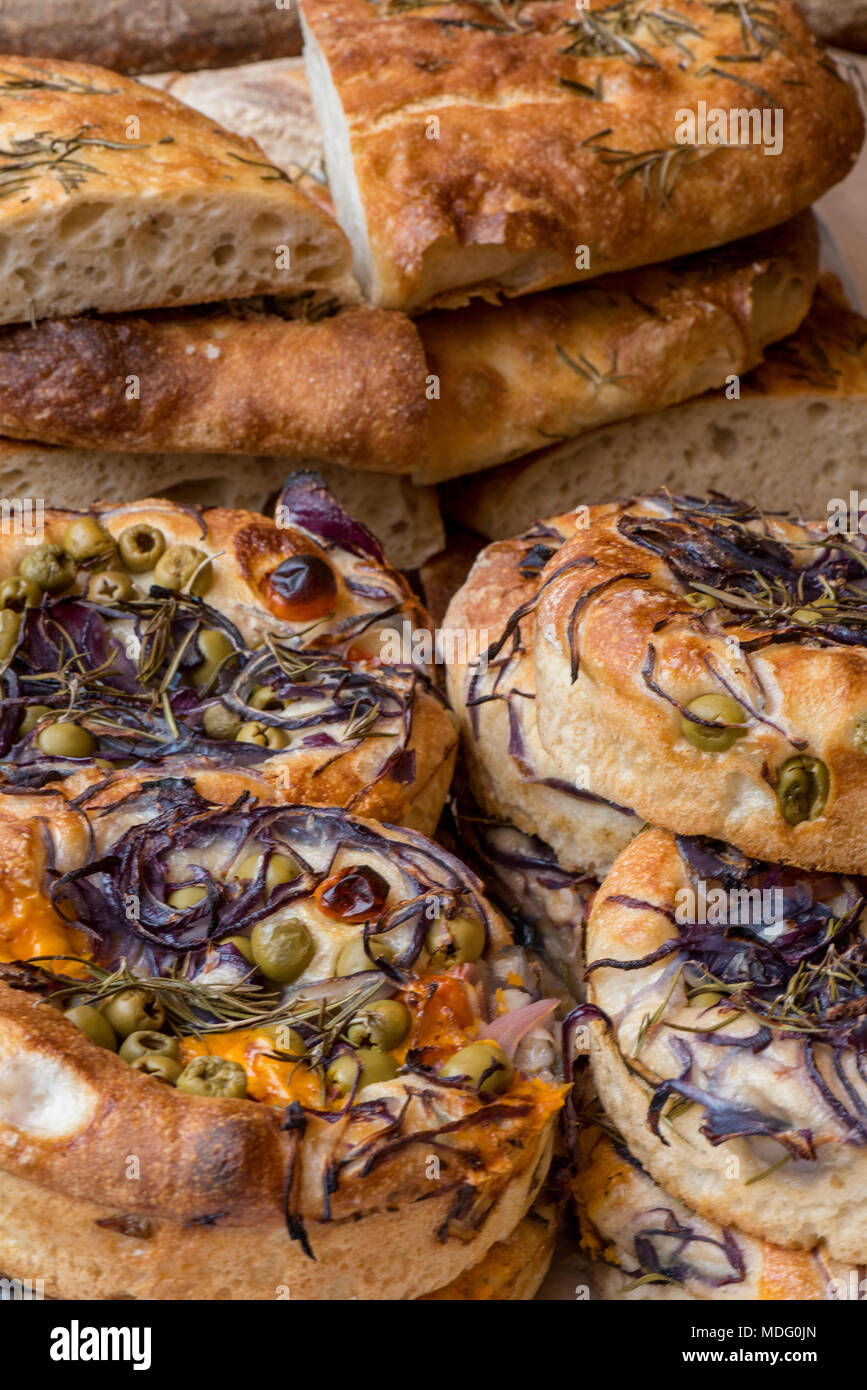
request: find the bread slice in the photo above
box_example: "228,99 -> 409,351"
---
0,441 -> 443,571
0,304 -> 426,471
417,211 -> 819,483
0,54 -> 356,325
442,278 -> 867,539
143,59 -> 331,215
0,0 -> 302,75
300,0 -> 862,311
799,0 -> 867,51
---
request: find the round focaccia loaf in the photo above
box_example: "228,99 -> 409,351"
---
300,0 -> 862,312
0,472 -> 428,654
0,769 -> 564,1299
0,441 -> 444,573
584,825 -> 867,1265
421,1197 -> 559,1301
0,474 -> 455,831
444,515 -> 639,884
441,278 -> 867,540
534,492 -> 867,872
0,54 -> 357,326
574,1125 -> 852,1301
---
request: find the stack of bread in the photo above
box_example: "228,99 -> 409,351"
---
446,491 -> 867,1300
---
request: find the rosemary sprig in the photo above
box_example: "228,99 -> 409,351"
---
555,344 -> 633,390
0,128 -> 149,200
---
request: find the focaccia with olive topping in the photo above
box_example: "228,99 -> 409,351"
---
300,0 -> 862,311
585,826 -> 867,1265
534,493 -> 867,872
0,769 -> 564,1299
0,474 -> 456,834
0,53 -> 357,325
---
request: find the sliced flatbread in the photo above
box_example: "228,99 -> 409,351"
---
418,211 -> 819,482
0,1 -> 302,75
0,54 -> 356,325
0,305 -> 426,472
300,0 -> 862,311
443,277 -> 867,538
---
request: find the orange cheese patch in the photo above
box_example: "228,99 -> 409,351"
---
0,884 -> 89,975
180,1028 -> 323,1108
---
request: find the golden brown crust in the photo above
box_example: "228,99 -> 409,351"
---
301,0 -> 862,311
574,1128 -> 849,1300
444,516 -> 637,880
584,826 -> 867,1264
0,0 -> 303,75
533,497 -> 867,871
421,1202 -> 558,1300
0,308 -> 427,472
417,213 -> 819,481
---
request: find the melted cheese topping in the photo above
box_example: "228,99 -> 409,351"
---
0,885 -> 89,975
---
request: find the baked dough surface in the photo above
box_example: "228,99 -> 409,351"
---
534,494 -> 867,871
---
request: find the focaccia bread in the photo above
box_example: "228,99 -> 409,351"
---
443,277 -> 867,536
144,59 -> 329,211
0,0 -> 302,75
584,826 -> 867,1265
444,514 -> 639,884
0,474 -> 458,833
534,492 -> 867,872
0,440 -> 444,573
417,212 -> 819,482
0,54 -> 357,326
0,770 -> 564,1299
0,305 -> 424,471
300,0 -> 862,311
574,1125 -> 851,1300
799,0 -> 867,50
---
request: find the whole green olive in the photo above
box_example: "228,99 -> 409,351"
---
202,702 -> 242,740
88,569 -> 135,603
37,721 -> 95,759
235,720 -> 289,750
0,609 -> 20,662
153,544 -> 212,596
119,1030 -> 180,1064
19,543 -> 74,594
18,704 -> 52,737
439,1041 -> 513,1095
327,1048 -> 398,1096
425,913 -> 486,971
100,988 -> 165,1040
684,591 -> 718,612
347,999 -> 411,1051
117,523 -> 166,573
131,1054 -> 182,1084
249,685 -> 284,712
335,936 -> 394,977
234,851 -> 298,895
0,576 -> 41,611
222,934 -> 254,964
167,885 -> 207,910
250,916 -> 313,983
680,694 -> 747,753
191,629 -> 235,688
63,517 -> 114,562
64,1004 -> 117,1051
176,1055 -> 247,1098
776,755 -> 830,826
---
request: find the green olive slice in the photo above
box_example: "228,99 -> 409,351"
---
18,543 -> 74,594
153,544 -> 212,596
63,517 -> 114,562
88,569 -> 135,602
439,1041 -> 513,1095
680,694 -> 747,753
119,1030 -> 180,1064
346,1000 -> 411,1051
117,523 -> 166,573
326,1048 -> 398,1097
424,913 -> 486,971
0,576 -> 41,611
131,1054 -> 182,1084
250,916 -> 313,983
100,988 -> 166,1040
776,755 -> 830,826
235,720 -> 289,750
176,1056 -> 247,1098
